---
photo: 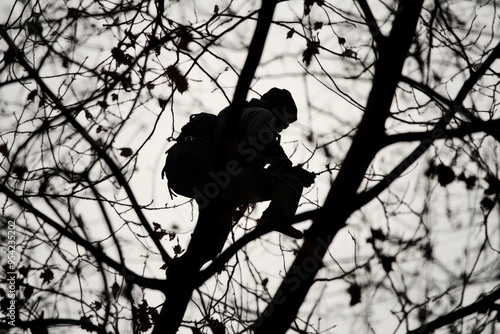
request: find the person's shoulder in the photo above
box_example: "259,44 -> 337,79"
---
243,107 -> 273,123
243,100 -> 273,116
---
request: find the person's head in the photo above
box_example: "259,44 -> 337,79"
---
261,88 -> 297,131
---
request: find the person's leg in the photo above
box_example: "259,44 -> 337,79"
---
260,171 -> 303,221
186,198 -> 236,267
223,167 -> 304,238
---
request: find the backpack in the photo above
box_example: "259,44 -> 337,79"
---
161,113 -> 219,199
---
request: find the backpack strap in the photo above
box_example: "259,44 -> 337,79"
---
161,147 -> 178,200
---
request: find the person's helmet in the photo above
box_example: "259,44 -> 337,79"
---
261,88 -> 297,129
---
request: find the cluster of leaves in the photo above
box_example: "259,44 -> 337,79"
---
133,299 -> 159,332
426,159 -> 500,211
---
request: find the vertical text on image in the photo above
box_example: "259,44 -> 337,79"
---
5,219 -> 17,327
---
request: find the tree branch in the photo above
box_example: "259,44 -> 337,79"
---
196,209 -> 320,286
358,41 -> 500,208
224,0 -> 278,137
356,0 -> 386,47
407,285 -> 500,334
0,182 -> 165,291
384,118 -> 500,145
0,25 -> 172,265
252,1 -> 425,332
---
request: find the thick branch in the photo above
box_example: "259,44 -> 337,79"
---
407,286 -> 500,334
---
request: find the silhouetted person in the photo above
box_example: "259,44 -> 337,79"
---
179,88 -> 314,273
212,88 -> 315,239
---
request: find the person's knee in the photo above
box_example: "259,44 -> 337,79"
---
285,173 -> 304,192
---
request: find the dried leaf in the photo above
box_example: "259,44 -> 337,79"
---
166,65 -> 189,93
80,315 -> 95,332
121,76 -> 132,90
136,300 -> 153,332
19,266 -> 30,277
111,282 -> 120,299
158,98 -> 168,108
97,100 -> 109,109
147,34 -> 162,55
67,7 -> 80,19
347,284 -> 362,306
0,143 -> 8,157
148,306 -> 159,320
380,255 -> 395,273
341,48 -> 357,59
24,285 -> 34,299
420,242 -> 433,261
156,230 -> 167,240
208,318 -> 225,334
480,197 -> 495,211
262,278 -> 268,287
119,147 -> 133,157
40,267 -> 54,285
125,29 -> 138,43
304,0 -> 324,16
313,21 -> 323,30
464,175 -> 477,189
85,110 -> 93,121
111,47 -> 133,66
177,27 -> 193,51
13,165 -> 27,178
27,21 -> 43,36
302,40 -> 320,67
484,174 -> 500,195
38,95 -> 45,107
366,228 -> 386,243
27,89 -> 37,102
436,164 -> 455,186
3,47 -> 17,65
173,244 -> 183,255
91,301 -> 102,311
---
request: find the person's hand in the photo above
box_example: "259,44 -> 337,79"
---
290,166 -> 316,187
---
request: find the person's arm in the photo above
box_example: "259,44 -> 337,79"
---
245,109 -> 292,171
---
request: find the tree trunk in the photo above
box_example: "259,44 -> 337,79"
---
152,207 -> 233,334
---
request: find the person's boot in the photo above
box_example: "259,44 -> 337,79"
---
256,217 -> 303,239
